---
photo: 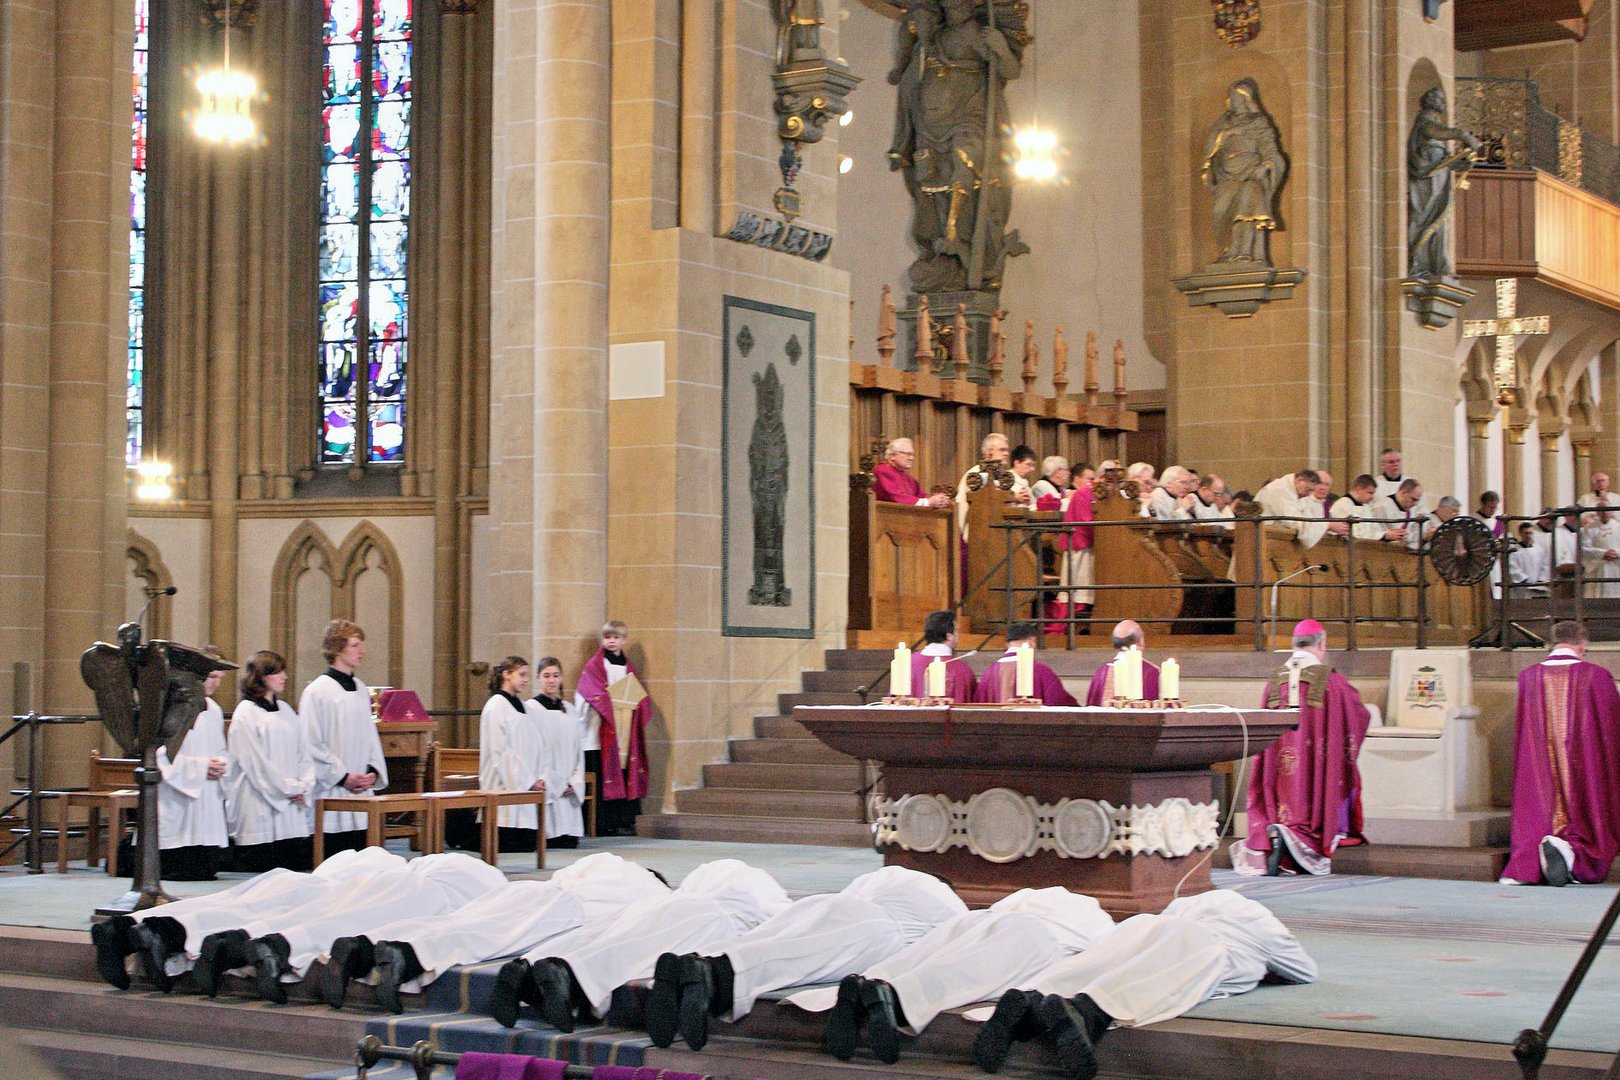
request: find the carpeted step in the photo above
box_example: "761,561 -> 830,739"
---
636,814 -> 871,847
20,1027 -> 338,1080
673,788 -> 865,820
728,737 -> 855,765
701,762 -> 864,792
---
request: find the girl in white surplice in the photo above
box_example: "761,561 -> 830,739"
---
479,656 -> 548,852
224,651 -> 317,872
531,657 -> 586,849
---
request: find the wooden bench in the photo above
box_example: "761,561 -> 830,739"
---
56,751 -> 139,875
428,743 -> 596,837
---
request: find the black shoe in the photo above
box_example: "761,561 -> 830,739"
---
1265,824 -> 1285,877
824,974 -> 866,1061
646,952 -> 682,1047
195,929 -> 251,998
1541,837 -> 1572,887
250,935 -> 291,1004
90,917 -> 134,990
862,978 -> 903,1065
531,958 -> 576,1032
490,958 -> 530,1028
1039,993 -> 1111,1080
322,935 -> 375,1009
129,922 -> 173,993
677,953 -> 717,1050
372,942 -> 410,1015
550,836 -> 580,849
973,988 -> 1045,1073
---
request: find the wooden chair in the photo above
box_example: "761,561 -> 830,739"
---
56,751 -> 139,875
432,743 -> 595,837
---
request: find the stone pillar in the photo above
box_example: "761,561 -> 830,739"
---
1503,415 -> 1530,516
1540,429 -> 1565,512
488,0 -> 611,669
1467,413 -> 1494,503
42,0 -> 134,781
206,155 -> 242,659
1572,433 -> 1595,498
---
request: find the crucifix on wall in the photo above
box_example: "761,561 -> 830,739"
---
1463,278 -> 1549,406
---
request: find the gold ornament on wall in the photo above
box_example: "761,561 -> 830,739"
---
1210,0 -> 1261,46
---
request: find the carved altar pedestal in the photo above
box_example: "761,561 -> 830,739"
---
794,705 -> 1296,916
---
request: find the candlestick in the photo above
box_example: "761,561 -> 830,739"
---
1015,643 -> 1035,698
891,642 -> 911,697
1161,657 -> 1180,701
927,656 -> 947,698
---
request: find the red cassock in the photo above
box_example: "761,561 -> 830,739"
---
910,650 -> 976,703
1503,655 -> 1620,884
974,652 -> 1078,706
577,647 -> 649,801
1057,483 -> 1095,552
872,462 -> 928,505
1245,667 -> 1370,869
1084,659 -> 1160,705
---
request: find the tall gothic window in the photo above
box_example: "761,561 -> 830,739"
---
127,0 -> 150,465
319,0 -> 411,466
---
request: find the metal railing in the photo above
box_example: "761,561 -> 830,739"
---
2,712 -> 100,873
1457,76 -> 1620,206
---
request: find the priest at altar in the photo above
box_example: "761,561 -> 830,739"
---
1085,621 -> 1160,705
1501,621 -> 1620,887
975,622 -> 1077,706
871,438 -> 951,509
911,610 -> 976,703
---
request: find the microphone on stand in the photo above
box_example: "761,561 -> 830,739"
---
1269,565 -> 1328,649
136,586 -> 177,636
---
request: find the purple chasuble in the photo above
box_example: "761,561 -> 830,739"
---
872,462 -> 928,505
911,650 -> 976,703
975,652 -> 1077,706
1084,659 -> 1161,705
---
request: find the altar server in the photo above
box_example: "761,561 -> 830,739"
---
911,609 -> 976,702
785,887 -> 1116,1065
1084,622 -> 1160,705
300,619 -> 389,854
156,649 -> 230,880
971,889 -> 1317,1078
479,655 -> 547,852
575,620 -> 650,837
647,865 -> 967,1051
976,622 -> 1077,706
224,651 -> 316,873
489,859 -> 789,1031
533,656 -> 586,847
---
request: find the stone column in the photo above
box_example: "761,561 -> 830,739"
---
42,0 -> 135,781
1572,433 -> 1595,498
206,154 -> 242,659
1540,429 -> 1566,512
1467,413 -> 1494,503
488,0 -> 611,669
1503,415 -> 1530,517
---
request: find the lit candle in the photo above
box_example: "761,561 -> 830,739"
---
1287,664 -> 1301,708
892,642 -> 911,697
1015,643 -> 1035,698
1161,657 -> 1180,701
927,656 -> 947,698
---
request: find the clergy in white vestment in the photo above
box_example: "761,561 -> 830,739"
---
1150,466 -> 1196,520
479,656 -> 547,851
786,886 -> 1117,1065
1370,478 -> 1428,551
335,852 -> 670,1012
1577,472 -> 1620,525
532,656 -> 586,846
1510,523 -> 1552,596
1581,508 -> 1620,598
224,651 -> 317,873
646,865 -> 968,1051
1372,448 -> 1432,517
970,890 -> 1316,1078
156,655 -> 230,880
954,432 -> 1031,538
300,619 -> 389,853
1190,474 -> 1234,531
492,858 -> 790,1032
1255,470 -> 1330,547
1328,475 -> 1393,543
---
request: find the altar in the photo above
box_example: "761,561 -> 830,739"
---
793,705 -> 1296,916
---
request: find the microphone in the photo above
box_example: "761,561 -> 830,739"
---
136,585 -> 177,633
1270,565 -> 1327,648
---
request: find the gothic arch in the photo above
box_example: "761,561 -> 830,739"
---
270,522 -> 339,690
332,522 -> 406,687
125,529 -> 174,641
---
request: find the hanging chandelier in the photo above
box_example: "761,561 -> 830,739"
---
1006,2 -> 1064,185
194,0 -> 258,145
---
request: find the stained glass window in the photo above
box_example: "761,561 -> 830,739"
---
320,0 -> 411,465
127,0 -> 150,465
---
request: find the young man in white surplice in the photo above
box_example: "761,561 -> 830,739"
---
299,619 -> 388,856
479,655 -> 548,852
531,655 -> 586,847
155,648 -> 231,880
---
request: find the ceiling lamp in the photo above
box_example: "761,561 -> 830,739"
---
134,460 -> 173,502
193,0 -> 258,145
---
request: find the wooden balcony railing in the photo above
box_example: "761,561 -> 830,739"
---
1456,168 -> 1620,311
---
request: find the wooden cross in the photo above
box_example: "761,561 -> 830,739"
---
1463,278 -> 1549,405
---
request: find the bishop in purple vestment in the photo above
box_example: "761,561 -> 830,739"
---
911,610 -> 977,703
975,622 -> 1078,706
871,439 -> 951,509
1502,621 -> 1620,886
1084,620 -> 1161,705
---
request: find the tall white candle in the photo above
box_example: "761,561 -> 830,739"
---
1287,664 -> 1301,708
892,643 -> 911,697
1161,657 -> 1180,701
927,656 -> 947,698
1015,643 -> 1035,698
1129,647 -> 1144,701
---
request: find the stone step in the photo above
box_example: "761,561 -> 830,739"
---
821,650 -> 889,671
19,1027 -> 339,1080
753,714 -> 815,740
636,813 -> 872,847
728,738 -> 855,765
1361,810 -> 1512,848
701,762 -> 864,792
675,788 -> 865,820
799,669 -> 887,693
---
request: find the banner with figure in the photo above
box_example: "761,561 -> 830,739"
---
722,296 -> 816,638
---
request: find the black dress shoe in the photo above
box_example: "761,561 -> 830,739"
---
1541,837 -> 1573,887
90,917 -> 134,990
973,988 -> 1046,1073
371,942 -> 410,1015
195,929 -> 251,998
645,952 -> 682,1047
824,974 -> 866,1061
322,935 -> 375,1009
677,953 -> 717,1050
1265,824 -> 1286,877
490,958 -> 531,1027
129,922 -> 174,993
1039,993 -> 1112,1080
531,958 -> 576,1032
250,935 -> 292,1004
861,978 -> 904,1064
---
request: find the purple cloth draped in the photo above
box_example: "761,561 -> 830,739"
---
456,1053 -> 568,1080
1058,484 -> 1094,551
1503,659 -> 1620,884
1084,660 -> 1160,705
577,647 -> 649,801
975,653 -> 1078,706
872,461 -> 928,505
1244,670 -> 1370,865
910,651 -> 975,702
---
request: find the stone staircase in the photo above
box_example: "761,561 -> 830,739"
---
637,651 -> 889,847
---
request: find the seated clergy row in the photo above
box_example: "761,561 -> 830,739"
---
91,850 -> 1314,1080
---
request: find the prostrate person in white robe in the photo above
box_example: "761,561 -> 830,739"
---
240,851 -> 507,1003
970,889 -> 1317,1078
156,651 -> 230,880
224,650 -> 317,873
323,852 -> 670,1012
646,865 -> 968,1051
532,656 -> 586,847
479,655 -> 547,852
785,886 -> 1116,1065
98,845 -> 404,993
300,619 -> 389,854
490,858 -> 790,1032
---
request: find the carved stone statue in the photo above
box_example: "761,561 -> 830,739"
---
1199,78 -> 1288,266
80,627 -> 234,912
748,363 -> 791,607
1407,86 -> 1481,283
774,0 -> 823,66
889,0 -> 1027,294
